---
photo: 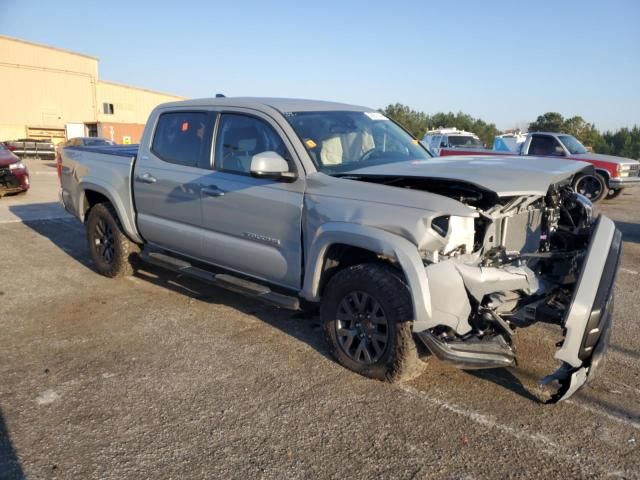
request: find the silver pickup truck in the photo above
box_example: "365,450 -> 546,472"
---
59,97 -> 622,402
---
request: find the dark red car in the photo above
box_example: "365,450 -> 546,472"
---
0,143 -> 29,197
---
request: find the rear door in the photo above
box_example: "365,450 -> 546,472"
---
133,110 -> 215,257
197,111 -> 305,289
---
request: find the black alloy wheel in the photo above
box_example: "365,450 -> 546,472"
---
335,291 -> 389,365
94,217 -> 115,264
574,174 -> 606,202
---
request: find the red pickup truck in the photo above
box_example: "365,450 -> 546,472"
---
439,132 -> 640,202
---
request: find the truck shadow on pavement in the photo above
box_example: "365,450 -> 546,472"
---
133,263 -> 333,361
134,265 -> 549,403
0,408 -> 25,480
614,221 -> 640,244
466,369 -> 541,403
6,214 -> 95,272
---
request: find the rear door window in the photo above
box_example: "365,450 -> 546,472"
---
152,111 -> 211,167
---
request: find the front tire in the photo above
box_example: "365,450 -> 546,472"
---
86,203 -> 139,278
573,173 -> 607,202
321,263 -> 424,382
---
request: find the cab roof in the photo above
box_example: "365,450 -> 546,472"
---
158,97 -> 373,113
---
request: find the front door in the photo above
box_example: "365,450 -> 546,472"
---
133,110 -> 214,257
198,112 -> 304,289
527,134 -> 565,157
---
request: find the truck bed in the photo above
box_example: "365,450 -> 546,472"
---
64,144 -> 140,158
59,144 -> 140,241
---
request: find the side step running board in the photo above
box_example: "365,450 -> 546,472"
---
416,331 -> 516,370
140,251 -> 300,311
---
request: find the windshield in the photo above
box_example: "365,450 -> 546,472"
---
285,111 -> 432,173
447,135 -> 483,148
558,135 -> 588,155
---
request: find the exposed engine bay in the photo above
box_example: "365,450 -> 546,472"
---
346,173 -> 618,403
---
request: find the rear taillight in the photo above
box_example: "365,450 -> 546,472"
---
7,145 -> 16,152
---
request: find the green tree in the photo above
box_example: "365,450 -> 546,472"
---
528,112 -> 565,133
528,112 -> 606,151
601,127 -> 640,159
379,103 -> 429,139
380,104 -> 501,147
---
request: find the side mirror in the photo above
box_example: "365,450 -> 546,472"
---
440,141 -> 447,147
553,145 -> 566,156
250,151 -> 296,182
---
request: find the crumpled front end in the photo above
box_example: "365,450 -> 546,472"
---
411,183 -> 622,402
0,162 -> 30,195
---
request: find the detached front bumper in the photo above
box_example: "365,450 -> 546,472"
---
544,215 -> 622,402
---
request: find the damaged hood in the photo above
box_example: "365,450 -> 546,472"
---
347,156 -> 592,196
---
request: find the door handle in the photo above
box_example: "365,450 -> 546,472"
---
201,186 -> 225,197
135,173 -> 157,184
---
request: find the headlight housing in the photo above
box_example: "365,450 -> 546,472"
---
431,215 -> 475,255
9,162 -> 26,171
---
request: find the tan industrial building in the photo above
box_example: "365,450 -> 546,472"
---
0,35 -> 185,144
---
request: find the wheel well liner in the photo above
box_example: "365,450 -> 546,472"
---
77,184 -> 142,244
594,168 -> 610,182
83,189 -> 111,215
301,222 -> 433,330
318,244 -> 384,295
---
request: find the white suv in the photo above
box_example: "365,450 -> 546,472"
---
422,128 -> 483,155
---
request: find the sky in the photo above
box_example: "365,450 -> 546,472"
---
1,0 -> 638,131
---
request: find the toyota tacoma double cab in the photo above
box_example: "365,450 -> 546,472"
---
439,132 -> 640,202
59,98 -> 622,402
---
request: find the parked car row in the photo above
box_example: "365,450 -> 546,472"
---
3,138 -> 56,160
425,130 -> 640,202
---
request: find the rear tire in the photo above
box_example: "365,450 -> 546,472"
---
321,263 -> 424,382
86,203 -> 139,278
573,173 -> 606,203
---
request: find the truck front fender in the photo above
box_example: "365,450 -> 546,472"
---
77,179 -> 143,244
300,222 -> 433,329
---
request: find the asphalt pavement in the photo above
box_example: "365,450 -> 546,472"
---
0,158 -> 639,479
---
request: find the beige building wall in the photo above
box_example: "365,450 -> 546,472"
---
0,35 -> 185,144
97,80 -> 183,125
96,80 -> 184,143
0,35 -> 98,140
